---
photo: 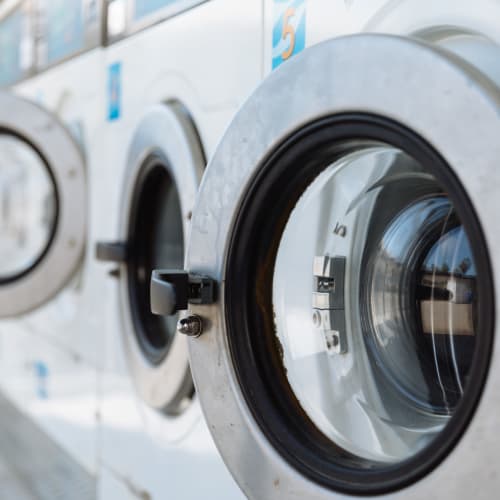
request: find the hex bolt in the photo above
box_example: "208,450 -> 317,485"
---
177,315 -> 203,337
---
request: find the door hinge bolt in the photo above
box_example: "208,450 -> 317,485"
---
177,315 -> 203,337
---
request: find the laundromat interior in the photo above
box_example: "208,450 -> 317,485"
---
0,1 -> 500,499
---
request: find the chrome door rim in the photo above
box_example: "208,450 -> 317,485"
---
119,103 -> 204,412
186,35 -> 500,498
0,92 -> 86,317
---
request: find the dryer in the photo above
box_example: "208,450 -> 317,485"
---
0,0 -> 105,498
93,1 -> 262,498
150,1 -> 500,499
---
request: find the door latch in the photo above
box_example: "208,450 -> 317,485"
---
150,270 -> 216,316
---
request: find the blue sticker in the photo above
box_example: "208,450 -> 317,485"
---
34,361 -> 49,399
272,0 -> 306,70
108,62 -> 121,121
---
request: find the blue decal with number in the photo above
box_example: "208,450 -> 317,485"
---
108,62 -> 121,121
272,0 -> 306,69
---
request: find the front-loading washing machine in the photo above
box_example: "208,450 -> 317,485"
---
93,1 -> 262,498
0,1 -> 105,498
150,0 -> 500,498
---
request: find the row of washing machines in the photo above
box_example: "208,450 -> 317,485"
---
1,0 -> 500,499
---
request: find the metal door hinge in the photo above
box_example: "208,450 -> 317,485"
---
150,270 -> 216,316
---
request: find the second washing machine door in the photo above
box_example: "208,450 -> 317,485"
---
0,91 -> 86,317
97,102 -> 204,414
151,35 -> 500,498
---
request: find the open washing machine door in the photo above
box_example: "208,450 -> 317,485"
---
96,102 -> 204,414
0,91 -> 85,317
150,35 -> 500,498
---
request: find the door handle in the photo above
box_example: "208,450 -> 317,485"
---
95,241 -> 128,263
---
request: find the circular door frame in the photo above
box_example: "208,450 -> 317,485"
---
0,92 -> 86,317
186,35 -> 500,498
119,102 -> 204,412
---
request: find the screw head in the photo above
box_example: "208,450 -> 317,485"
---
177,315 -> 203,337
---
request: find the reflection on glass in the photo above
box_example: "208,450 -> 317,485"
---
0,135 -> 57,280
272,143 -> 478,463
149,168 -> 184,350
368,196 -> 475,416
